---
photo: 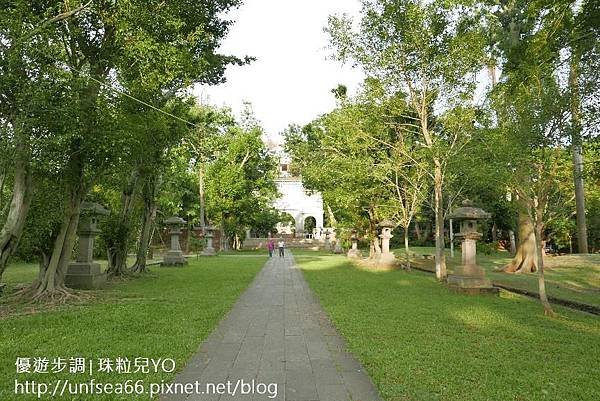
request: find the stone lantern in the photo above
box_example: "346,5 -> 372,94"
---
161,216 -> 188,266
446,200 -> 497,294
201,225 -> 217,256
331,230 -> 343,254
377,220 -> 396,267
323,229 -> 331,250
65,202 -> 109,289
347,229 -> 361,259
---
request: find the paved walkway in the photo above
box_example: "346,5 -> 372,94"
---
162,251 -> 382,401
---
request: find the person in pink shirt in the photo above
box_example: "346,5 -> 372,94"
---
267,239 -> 275,257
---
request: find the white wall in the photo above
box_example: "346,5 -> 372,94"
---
273,178 -> 324,236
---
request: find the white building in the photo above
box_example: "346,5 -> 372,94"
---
268,148 -> 324,238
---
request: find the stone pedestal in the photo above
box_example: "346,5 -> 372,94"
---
347,230 -> 361,259
162,216 -> 188,266
446,201 -> 497,295
376,220 -> 396,268
324,230 -> 331,251
202,226 -> 217,256
65,202 -> 109,289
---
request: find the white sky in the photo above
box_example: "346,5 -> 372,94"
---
194,0 -> 365,145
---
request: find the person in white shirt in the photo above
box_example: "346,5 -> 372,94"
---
278,239 -> 285,258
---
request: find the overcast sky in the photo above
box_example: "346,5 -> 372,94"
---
194,0 -> 365,144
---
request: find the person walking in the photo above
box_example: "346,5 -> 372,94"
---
278,238 -> 285,258
267,239 -> 275,257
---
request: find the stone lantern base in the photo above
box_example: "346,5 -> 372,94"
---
65,262 -> 107,289
347,249 -> 362,259
161,251 -> 188,266
201,247 -> 216,256
447,264 -> 498,295
374,252 -> 397,269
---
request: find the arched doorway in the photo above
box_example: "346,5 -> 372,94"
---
304,216 -> 317,238
276,212 -> 296,237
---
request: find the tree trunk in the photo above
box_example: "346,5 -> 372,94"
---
534,219 -> 556,317
569,53 -> 588,254
34,186 -> 83,299
404,225 -> 411,271
371,236 -> 381,258
107,168 -> 139,277
449,219 -> 455,258
198,164 -> 206,233
424,222 -> 431,242
131,174 -> 160,273
508,229 -> 517,255
220,223 -> 228,251
433,160 -> 446,280
0,166 -> 6,214
367,216 -> 381,259
0,143 -> 33,282
415,222 -> 422,241
504,211 -> 537,273
326,203 -> 338,227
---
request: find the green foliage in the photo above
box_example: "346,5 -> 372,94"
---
0,0 -> 250,275
285,83 -> 428,235
204,116 -> 278,244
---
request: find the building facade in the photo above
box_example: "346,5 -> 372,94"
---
273,172 -> 324,238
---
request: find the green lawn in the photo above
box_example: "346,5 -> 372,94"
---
0,255 -> 266,400
296,252 -> 600,401
394,246 -> 600,308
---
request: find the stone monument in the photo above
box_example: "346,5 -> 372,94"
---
376,220 -> 396,268
161,216 -> 188,266
347,229 -> 362,259
201,225 -> 217,256
65,202 -> 109,289
323,229 -> 331,251
446,200 -> 497,294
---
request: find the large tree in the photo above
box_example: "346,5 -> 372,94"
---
1,0 -> 247,298
205,117 -> 278,250
327,0 -> 486,279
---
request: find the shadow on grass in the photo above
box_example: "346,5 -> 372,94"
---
0,255 -> 267,401
295,253 -> 600,401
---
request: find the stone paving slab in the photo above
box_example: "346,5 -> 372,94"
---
161,251 -> 383,401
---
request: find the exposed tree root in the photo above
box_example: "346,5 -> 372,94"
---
14,284 -> 88,305
503,213 -> 538,273
503,251 -> 537,273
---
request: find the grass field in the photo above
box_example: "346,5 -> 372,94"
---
393,246 -> 600,308
0,254 -> 266,400
296,252 -> 600,401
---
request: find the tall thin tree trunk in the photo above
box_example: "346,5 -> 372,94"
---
107,168 -> 139,277
434,160 -> 446,280
449,219 -> 454,258
131,174 -> 160,273
404,225 -> 411,271
569,52 -> 588,254
0,166 -> 6,214
534,218 -> 556,317
0,147 -> 33,281
509,230 -> 517,255
415,222 -> 422,241
198,164 -> 206,233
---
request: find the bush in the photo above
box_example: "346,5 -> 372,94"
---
477,241 -> 499,255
